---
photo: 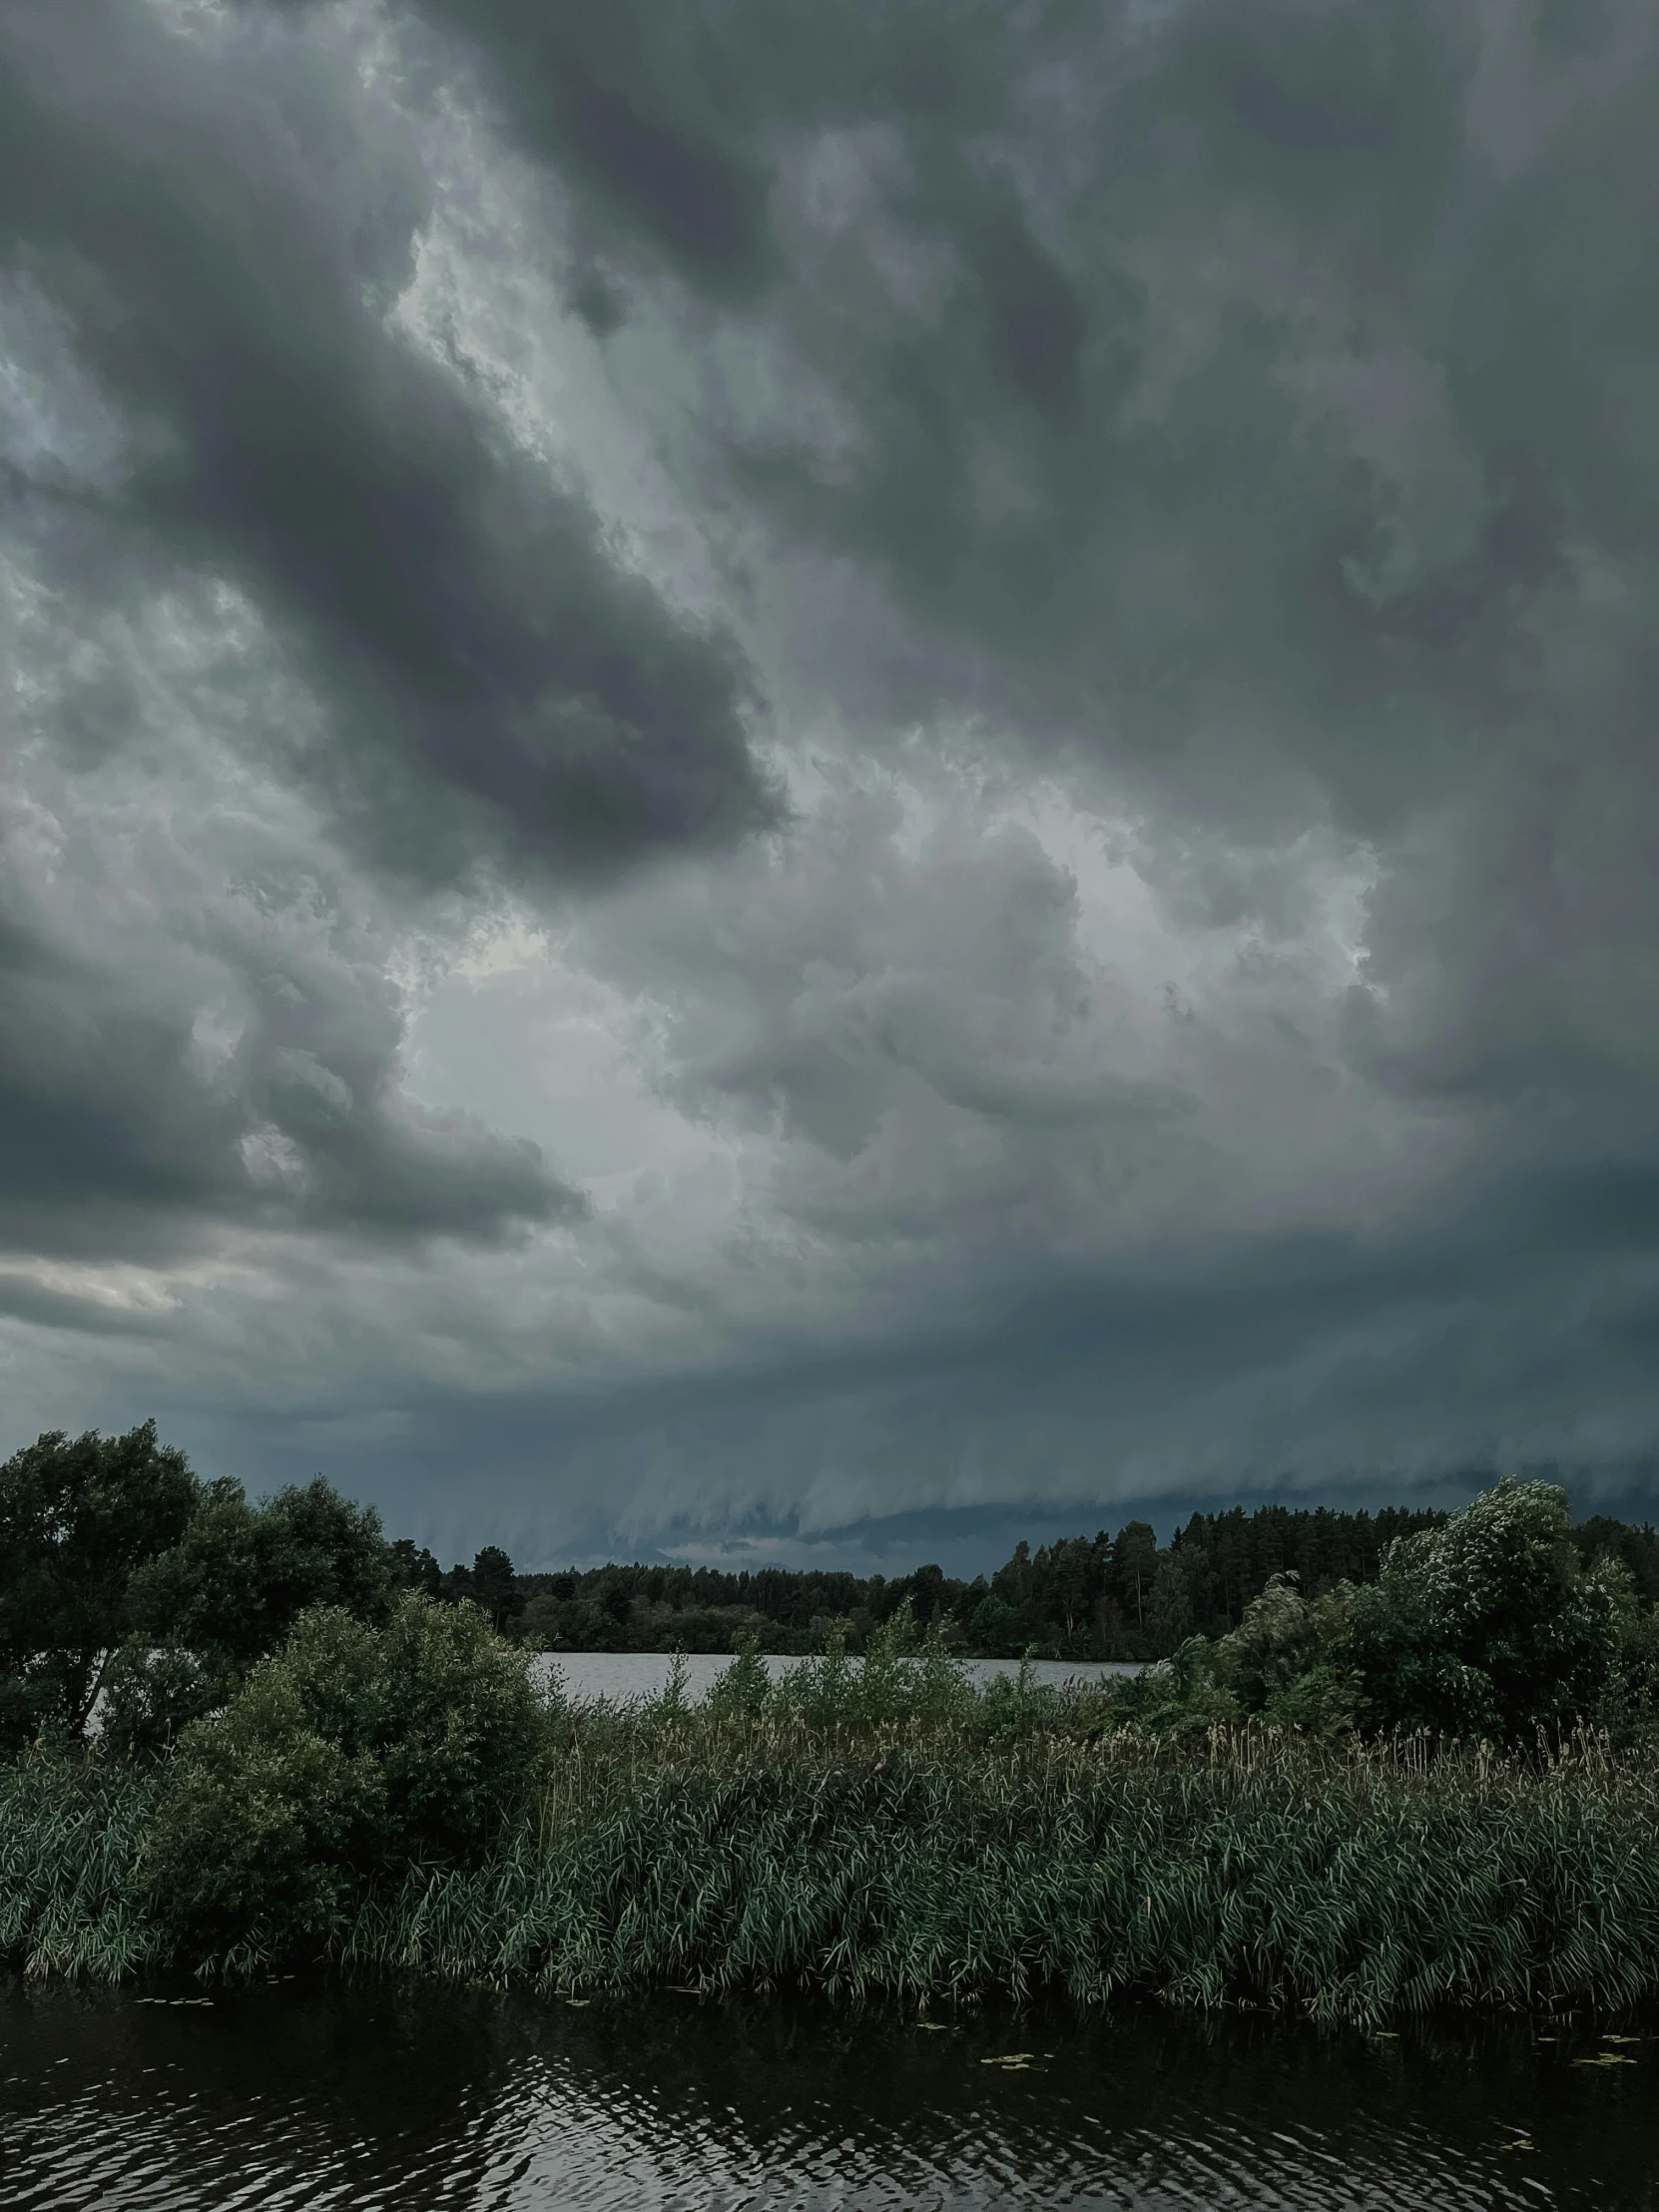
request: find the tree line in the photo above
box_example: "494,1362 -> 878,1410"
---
6,1420 -> 1659,1767
399,1493 -> 1659,1662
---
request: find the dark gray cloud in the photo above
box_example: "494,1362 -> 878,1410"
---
426,0 -> 1659,1017
448,2 -> 1659,1159
115,1144 -> 1658,1569
0,0 -> 777,886
0,807 -> 578,1259
0,0 -> 781,1267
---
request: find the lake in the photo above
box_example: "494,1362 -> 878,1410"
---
534,1652 -> 1145,1703
82,1654 -> 1146,1742
2,1977 -> 1654,2208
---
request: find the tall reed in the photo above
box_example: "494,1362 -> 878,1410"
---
6,1692 -> 1659,2026
341,1716 -> 1659,2026
0,1751 -> 167,1979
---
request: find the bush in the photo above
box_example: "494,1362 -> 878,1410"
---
705,1637 -> 771,1719
1596,1577 -> 1659,1752
145,1594 -> 550,1963
1341,1479 -> 1622,1743
1214,1575 -> 1360,1736
1103,1636 -> 1237,1738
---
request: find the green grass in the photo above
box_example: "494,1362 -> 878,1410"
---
342,1717 -> 1659,2025
6,1703 -> 1659,2025
0,1751 -> 167,1980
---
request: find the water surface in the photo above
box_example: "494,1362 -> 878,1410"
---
535,1652 -> 1143,1704
2,1979 -> 1653,2208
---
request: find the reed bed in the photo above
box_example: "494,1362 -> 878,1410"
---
0,1753 -> 168,1980
340,1718 -> 1659,2026
6,1711 -> 1659,2026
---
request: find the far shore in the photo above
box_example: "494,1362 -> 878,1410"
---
533,1651 -> 1147,1703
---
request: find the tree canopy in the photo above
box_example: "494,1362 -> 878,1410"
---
0,1423 -> 400,1752
0,1421 -> 197,1747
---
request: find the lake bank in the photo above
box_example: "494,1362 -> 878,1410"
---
9,1475 -> 1659,2032
532,1650 -> 1145,1704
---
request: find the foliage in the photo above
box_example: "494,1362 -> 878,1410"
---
0,1424 -> 407,1754
0,1750 -> 167,1980
704,1636 -> 771,1719
348,1724 -> 1659,2026
12,1717 -> 1659,2029
1340,1480 -> 1623,1744
143,1594 -> 550,1963
3,1490 -> 1659,2020
93,1474 -> 403,1754
483,1502 -> 1458,1660
1213,1576 -> 1361,1735
8,1418 -> 1659,2020
1097,1637 -> 1237,1739
0,1422 -> 198,1750
1598,1590 -> 1659,1752
385,1486 -> 1659,1674
130,1475 -> 398,1675
97,1641 -> 232,1765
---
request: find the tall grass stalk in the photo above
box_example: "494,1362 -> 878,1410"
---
337,1718 -> 1659,2026
6,1701 -> 1659,2026
0,1752 -> 167,1979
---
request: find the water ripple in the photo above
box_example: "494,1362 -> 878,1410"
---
1,1985 -> 1654,2210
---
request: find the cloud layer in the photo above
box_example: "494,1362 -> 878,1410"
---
3,0 -> 1658,1562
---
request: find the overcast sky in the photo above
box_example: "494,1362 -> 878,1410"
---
3,0 -> 1658,1570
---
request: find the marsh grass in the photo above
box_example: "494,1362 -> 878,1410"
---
341,1713 -> 1659,2026
0,1750 -> 167,1979
6,1656 -> 1659,2026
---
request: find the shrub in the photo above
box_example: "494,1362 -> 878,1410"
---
1214,1575 -> 1360,1735
1104,1636 -> 1238,1737
1596,1574 -> 1659,1752
1341,1479 -> 1622,1743
705,1637 -> 771,1719
145,1594 -> 550,1963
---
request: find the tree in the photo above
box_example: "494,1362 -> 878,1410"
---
1145,1555 -> 1194,1659
1342,1479 -> 1623,1743
127,1477 -> 398,1678
466,1546 -> 519,1633
0,1421 -> 199,1746
967,1590 -> 1020,1655
391,1539 -> 444,1598
1112,1522 -> 1159,1637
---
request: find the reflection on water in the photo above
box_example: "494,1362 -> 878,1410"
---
2,1978 -> 1655,2209
534,1651 -> 1144,1704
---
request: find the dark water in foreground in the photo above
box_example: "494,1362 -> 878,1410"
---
1,1980 -> 1655,2209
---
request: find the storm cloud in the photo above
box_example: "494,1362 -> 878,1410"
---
2,0 -> 1658,1562
0,0 -> 776,882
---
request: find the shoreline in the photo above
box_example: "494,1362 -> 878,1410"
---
8,1719 -> 1659,2029
531,1650 -> 1147,1704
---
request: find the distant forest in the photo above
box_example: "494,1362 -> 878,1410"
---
396,1504 -> 1659,1663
